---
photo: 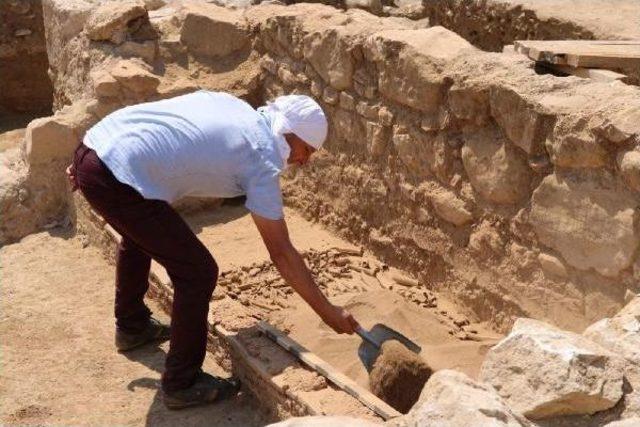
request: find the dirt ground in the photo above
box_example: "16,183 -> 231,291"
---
0,229 -> 267,426
0,202 -> 502,423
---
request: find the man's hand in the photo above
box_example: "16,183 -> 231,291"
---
66,164 -> 78,192
320,304 -> 359,334
251,213 -> 360,335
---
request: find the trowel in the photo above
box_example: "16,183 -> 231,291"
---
355,323 -> 422,371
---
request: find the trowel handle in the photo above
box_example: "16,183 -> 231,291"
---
356,326 -> 381,349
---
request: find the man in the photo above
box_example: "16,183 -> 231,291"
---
68,91 -> 359,409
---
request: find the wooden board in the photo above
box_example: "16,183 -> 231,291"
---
257,321 -> 402,421
514,39 -> 640,70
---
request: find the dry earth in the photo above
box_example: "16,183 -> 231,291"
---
0,229 -> 267,426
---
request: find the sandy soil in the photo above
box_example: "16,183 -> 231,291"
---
186,204 -> 355,270
268,290 -> 498,389
0,229 -> 267,426
186,205 -> 501,393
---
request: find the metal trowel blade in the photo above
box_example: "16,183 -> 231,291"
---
357,323 -> 422,372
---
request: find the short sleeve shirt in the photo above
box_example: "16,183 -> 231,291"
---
83,91 -> 285,220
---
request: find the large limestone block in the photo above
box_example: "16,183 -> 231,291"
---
180,2 -> 249,58
461,128 -> 531,205
392,129 -> 452,183
85,0 -> 147,43
389,370 -> 532,427
584,295 -> 640,364
490,87 -> 555,155
366,27 -> 472,112
529,171 -> 639,277
479,318 -> 625,419
546,133 -> 608,168
26,100 -> 96,165
267,416 -> 381,427
303,28 -> 354,91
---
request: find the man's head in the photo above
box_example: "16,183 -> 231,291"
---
258,94 -> 328,166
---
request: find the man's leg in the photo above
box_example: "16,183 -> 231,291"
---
108,203 -> 218,392
74,146 -> 218,392
115,236 -> 152,333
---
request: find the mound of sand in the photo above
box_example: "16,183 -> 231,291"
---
369,340 -> 432,414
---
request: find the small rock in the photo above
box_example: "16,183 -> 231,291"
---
109,59 -> 160,97
453,317 -> 469,328
429,188 -> 473,226
14,29 -> 32,37
537,253 -> 568,279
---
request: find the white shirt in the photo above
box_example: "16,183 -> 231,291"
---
83,91 -> 285,220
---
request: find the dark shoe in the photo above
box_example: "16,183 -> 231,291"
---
116,317 -> 171,353
163,371 -> 241,410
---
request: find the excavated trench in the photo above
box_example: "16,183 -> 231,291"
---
3,0 -> 640,424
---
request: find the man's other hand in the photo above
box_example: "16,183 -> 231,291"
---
66,164 -> 78,192
321,304 -> 359,335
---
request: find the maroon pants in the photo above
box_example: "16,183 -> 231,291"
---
73,144 -> 218,392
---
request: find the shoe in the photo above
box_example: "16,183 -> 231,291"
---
163,371 -> 241,410
116,317 -> 171,353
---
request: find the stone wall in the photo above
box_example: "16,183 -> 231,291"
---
0,0 -> 53,117
243,3 -> 640,331
34,0 -> 640,332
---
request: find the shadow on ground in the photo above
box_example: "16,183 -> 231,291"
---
123,342 -> 266,427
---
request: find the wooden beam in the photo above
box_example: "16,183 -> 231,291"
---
514,40 -> 640,69
257,321 -> 402,421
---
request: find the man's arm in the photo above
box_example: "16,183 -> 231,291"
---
251,213 -> 359,334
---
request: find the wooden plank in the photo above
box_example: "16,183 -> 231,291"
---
515,40 -> 640,51
564,53 -> 640,68
538,62 -> 627,82
257,321 -> 402,421
514,39 -> 640,69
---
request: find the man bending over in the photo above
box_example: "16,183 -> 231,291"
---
68,91 -> 359,410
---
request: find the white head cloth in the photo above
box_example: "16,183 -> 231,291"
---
257,95 -> 328,163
